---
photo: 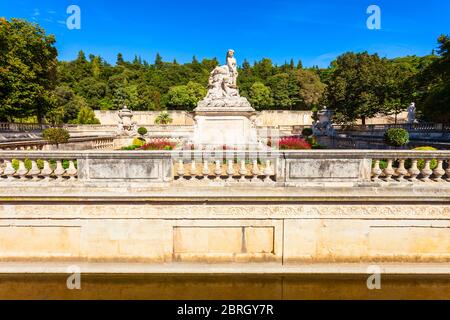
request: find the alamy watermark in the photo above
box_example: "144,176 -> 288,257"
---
66,265 -> 81,290
366,4 -> 381,30
66,5 -> 81,30
366,265 -> 381,290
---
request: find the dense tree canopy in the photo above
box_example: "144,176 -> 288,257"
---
415,35 -> 450,123
0,18 -> 57,122
0,19 -> 448,124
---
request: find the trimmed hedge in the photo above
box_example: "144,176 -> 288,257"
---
42,127 -> 70,145
384,128 -> 409,147
301,128 -> 313,137
137,127 -> 148,136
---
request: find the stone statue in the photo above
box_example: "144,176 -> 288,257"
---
117,105 -> 137,136
312,106 -> 335,136
196,49 -> 253,110
406,102 -> 416,124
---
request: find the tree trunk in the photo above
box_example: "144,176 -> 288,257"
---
361,116 -> 366,125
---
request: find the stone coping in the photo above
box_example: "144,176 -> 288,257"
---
1,184 -> 449,203
0,262 -> 448,275
1,149 -> 450,159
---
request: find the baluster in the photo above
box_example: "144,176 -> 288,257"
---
15,160 -> 28,179
40,160 -> 53,180
190,160 -> 197,177
239,160 -> 247,181
420,159 -> 433,182
202,159 -> 210,178
54,160 -> 66,180
408,159 -> 420,181
66,160 -> 77,180
28,160 -> 41,180
263,160 -> 274,182
395,159 -> 408,181
372,159 -> 382,181
251,159 -> 260,181
445,159 -> 450,182
432,160 -> 445,182
383,159 -> 395,181
3,160 -> 15,180
214,160 -> 222,180
176,159 -> 184,178
226,159 -> 235,181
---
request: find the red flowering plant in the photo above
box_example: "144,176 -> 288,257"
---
278,137 -> 312,150
139,140 -> 177,150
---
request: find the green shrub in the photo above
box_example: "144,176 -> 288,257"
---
11,159 -> 74,171
405,146 -> 438,170
121,145 -> 140,150
311,144 -> 327,149
384,128 -> 409,147
75,106 -> 100,124
306,136 -> 317,145
301,128 -> 313,137
373,159 -> 388,170
132,137 -> 146,147
42,128 -> 70,146
137,127 -> 148,136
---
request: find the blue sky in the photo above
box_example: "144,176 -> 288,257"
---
1,0 -> 449,67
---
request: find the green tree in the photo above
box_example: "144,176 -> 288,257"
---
154,111 -> 173,125
42,127 -> 70,147
0,18 -> 58,122
325,52 -> 391,124
296,69 -> 326,109
116,53 -> 124,65
165,81 -> 206,110
248,82 -> 273,109
75,106 -> 100,124
416,35 -> 450,122
154,53 -> 163,69
267,73 -> 293,109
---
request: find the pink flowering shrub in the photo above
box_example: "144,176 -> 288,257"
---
278,137 -> 312,150
140,140 -> 177,150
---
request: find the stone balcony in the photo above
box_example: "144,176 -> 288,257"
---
0,150 -> 449,269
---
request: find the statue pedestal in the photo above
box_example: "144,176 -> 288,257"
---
192,108 -> 258,148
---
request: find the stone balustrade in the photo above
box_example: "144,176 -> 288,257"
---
0,136 -> 115,151
0,150 -> 449,184
91,137 -> 115,150
371,151 -> 450,182
0,122 -> 49,132
0,155 -> 78,181
334,122 -> 450,133
173,151 -> 277,182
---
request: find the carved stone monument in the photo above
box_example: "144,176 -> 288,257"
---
312,106 -> 335,136
193,49 -> 258,147
117,105 -> 137,136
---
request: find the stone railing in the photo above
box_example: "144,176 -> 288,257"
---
91,137 -> 115,150
370,151 -> 450,182
0,150 -> 449,184
0,136 -> 115,151
0,122 -> 49,132
335,123 -> 449,133
173,151 -> 278,182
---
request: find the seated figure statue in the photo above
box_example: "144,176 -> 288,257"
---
196,49 -> 253,110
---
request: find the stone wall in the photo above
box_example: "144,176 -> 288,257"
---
94,110 -> 409,127
0,201 -> 448,264
94,110 -> 194,126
